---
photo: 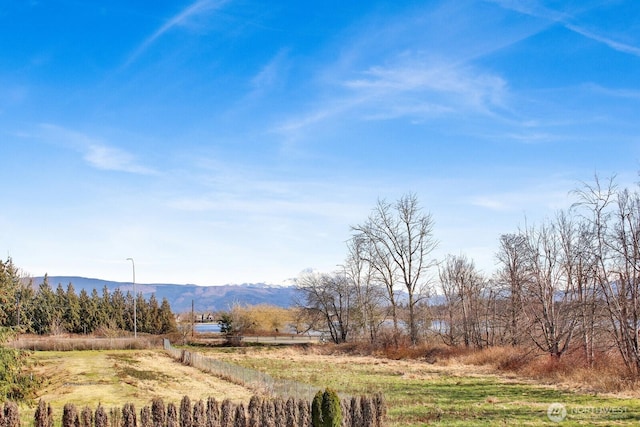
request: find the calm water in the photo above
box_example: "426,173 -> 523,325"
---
193,323 -> 221,333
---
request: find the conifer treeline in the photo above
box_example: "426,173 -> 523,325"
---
31,394 -> 387,427
0,261 -> 176,335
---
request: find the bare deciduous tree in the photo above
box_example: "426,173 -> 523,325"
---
295,271 -> 352,344
352,194 -> 437,345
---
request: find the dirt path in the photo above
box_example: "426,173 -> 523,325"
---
32,350 -> 255,410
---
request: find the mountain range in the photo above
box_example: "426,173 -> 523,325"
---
31,276 -> 297,314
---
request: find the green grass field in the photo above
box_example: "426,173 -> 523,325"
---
192,346 -> 640,426
25,346 -> 640,426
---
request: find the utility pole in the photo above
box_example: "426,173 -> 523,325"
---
126,258 -> 137,338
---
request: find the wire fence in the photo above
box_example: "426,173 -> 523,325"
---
163,339 -> 321,401
10,336 -> 162,351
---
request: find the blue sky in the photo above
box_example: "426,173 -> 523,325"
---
2,0 -> 640,286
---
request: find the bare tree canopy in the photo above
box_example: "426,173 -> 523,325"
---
352,194 -> 438,345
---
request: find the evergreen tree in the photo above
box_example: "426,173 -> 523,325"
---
91,288 -> 107,330
80,406 -> 93,427
159,298 -> 177,333
111,288 -> 126,330
192,400 -> 205,427
147,294 -> 161,334
64,284 -> 81,333
77,289 -> 92,334
32,277 -> 56,334
95,405 -> 108,427
180,396 -> 192,427
0,258 -> 22,327
136,293 -> 149,333
151,398 -> 165,427
205,397 -> 220,427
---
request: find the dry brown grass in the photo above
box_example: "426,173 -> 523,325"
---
267,342 -> 640,397
31,350 -> 255,412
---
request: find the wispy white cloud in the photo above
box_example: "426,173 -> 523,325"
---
250,49 -> 290,95
124,0 -> 230,67
346,59 -> 508,114
38,123 -> 157,175
565,24 -> 640,57
489,0 -> 640,57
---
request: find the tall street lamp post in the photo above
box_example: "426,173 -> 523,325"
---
126,258 -> 137,338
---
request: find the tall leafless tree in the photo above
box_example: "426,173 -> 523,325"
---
344,235 -> 387,343
352,194 -> 437,345
294,271 -> 352,344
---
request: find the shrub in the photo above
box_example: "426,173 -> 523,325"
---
298,399 -> 311,427
273,397 -> 285,425
285,397 -> 297,427
349,397 -> 362,427
220,399 -> 234,427
247,395 -> 261,427
233,403 -> 246,427
34,400 -> 52,427
206,397 -> 220,427
260,399 -> 275,427
193,400 -> 205,427
95,405 -> 108,427
151,398 -> 165,427
140,406 -> 152,427
321,388 -> 341,427
373,392 -> 386,427
80,406 -> 93,427
122,403 -> 136,427
62,403 -> 78,427
340,398 -> 351,427
297,399 -> 310,427
180,396 -> 192,427
4,401 -> 20,427
360,395 -> 374,427
167,403 -> 178,427
109,406 -> 121,427
311,390 -> 323,427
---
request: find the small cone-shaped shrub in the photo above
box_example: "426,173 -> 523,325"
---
152,398 -> 166,427
373,392 -> 386,427
140,406 -> 152,427
95,405 -> 108,427
321,389 -> 341,427
80,406 -> 93,427
297,399 -> 310,427
285,397 -> 298,427
35,400 -> 51,427
340,399 -> 350,427
219,399 -> 234,427
62,403 -> 79,427
122,403 -> 137,427
311,390 -> 323,427
180,396 -> 192,427
109,407 -> 121,427
361,396 -> 374,427
167,403 -> 178,427
206,397 -> 220,427
349,397 -> 362,427
260,399 -> 275,427
193,400 -> 206,427
273,398 -> 285,425
247,395 -> 261,427
233,403 -> 246,427
4,402 -> 19,427
116,407 -> 125,427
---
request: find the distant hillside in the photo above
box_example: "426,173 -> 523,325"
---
30,276 -> 297,314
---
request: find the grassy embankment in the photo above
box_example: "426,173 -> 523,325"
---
26,346 -> 640,426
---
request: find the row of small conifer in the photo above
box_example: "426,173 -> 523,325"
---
29,391 -> 386,427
